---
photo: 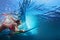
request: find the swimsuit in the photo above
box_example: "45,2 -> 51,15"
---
1,14 -> 16,31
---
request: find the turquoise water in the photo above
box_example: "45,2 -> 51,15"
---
0,0 -> 60,40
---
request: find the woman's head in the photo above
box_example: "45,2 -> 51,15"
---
16,20 -> 20,26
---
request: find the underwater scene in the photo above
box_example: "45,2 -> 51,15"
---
0,0 -> 60,40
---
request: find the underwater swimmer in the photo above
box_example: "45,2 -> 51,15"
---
0,14 -> 25,33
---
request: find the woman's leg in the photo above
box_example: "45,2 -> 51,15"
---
0,25 -> 8,32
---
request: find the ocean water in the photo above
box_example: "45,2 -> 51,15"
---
0,0 -> 60,40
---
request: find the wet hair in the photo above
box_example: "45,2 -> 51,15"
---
16,20 -> 20,26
